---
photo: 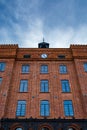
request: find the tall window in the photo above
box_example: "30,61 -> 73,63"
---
19,80 -> 28,92
84,63 -> 87,72
40,100 -> 50,116
61,80 -> 70,92
0,62 -> 6,72
41,65 -> 48,73
40,80 -> 49,92
63,100 -> 74,116
0,77 -> 2,84
59,65 -> 67,74
22,65 -> 29,73
16,100 -> 26,116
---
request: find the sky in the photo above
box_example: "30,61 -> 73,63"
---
0,0 -> 87,48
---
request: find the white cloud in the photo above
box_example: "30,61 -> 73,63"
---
16,18 -> 44,47
0,0 -> 87,48
45,25 -> 87,48
1,23 -> 87,48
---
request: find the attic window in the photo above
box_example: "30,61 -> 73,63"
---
23,54 -> 31,58
58,55 -> 65,59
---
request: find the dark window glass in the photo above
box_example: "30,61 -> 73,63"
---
64,100 -> 74,116
40,80 -> 49,92
42,128 -> 49,130
59,65 -> 67,73
41,65 -> 48,73
22,65 -> 29,73
40,100 -> 50,116
84,63 -> 87,72
0,77 -> 2,84
19,80 -> 28,92
23,55 -> 31,58
61,80 -> 70,92
16,101 -> 26,116
58,55 -> 65,59
0,62 -> 6,72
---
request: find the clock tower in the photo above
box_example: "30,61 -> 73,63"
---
38,39 -> 49,48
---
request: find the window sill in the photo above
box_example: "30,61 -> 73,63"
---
40,116 -> 50,118
62,92 -> 71,93
21,72 -> 29,74
65,115 -> 74,117
59,72 -> 68,74
40,92 -> 50,93
0,71 -> 5,72
18,91 -> 28,93
40,72 -> 49,74
16,116 -> 25,118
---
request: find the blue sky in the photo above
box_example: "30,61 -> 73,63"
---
0,0 -> 87,48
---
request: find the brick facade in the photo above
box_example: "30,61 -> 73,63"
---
0,44 -> 87,130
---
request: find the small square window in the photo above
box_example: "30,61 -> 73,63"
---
40,65 -> 48,73
59,65 -> 67,74
23,54 -> 31,58
22,65 -> 29,73
58,55 -> 65,59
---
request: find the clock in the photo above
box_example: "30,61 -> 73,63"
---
41,53 -> 47,58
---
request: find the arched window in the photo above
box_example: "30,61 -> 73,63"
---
68,128 -> 75,130
42,127 -> 49,130
15,128 -> 22,130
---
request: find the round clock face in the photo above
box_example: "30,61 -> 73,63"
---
41,54 -> 47,58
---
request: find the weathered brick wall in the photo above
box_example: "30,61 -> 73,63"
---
0,45 -> 18,118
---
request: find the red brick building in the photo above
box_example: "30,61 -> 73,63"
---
0,42 -> 87,130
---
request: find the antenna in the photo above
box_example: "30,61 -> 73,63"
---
43,37 -> 45,42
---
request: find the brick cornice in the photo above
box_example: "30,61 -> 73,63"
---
0,44 -> 18,49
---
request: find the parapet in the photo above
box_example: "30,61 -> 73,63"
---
70,44 -> 87,49
0,44 -> 18,49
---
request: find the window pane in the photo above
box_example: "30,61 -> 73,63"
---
0,77 -> 2,84
0,62 -> 6,71
40,104 -> 45,116
41,65 -> 48,73
40,80 -> 49,92
40,100 -> 50,116
45,104 -> 50,116
16,101 -> 26,116
22,65 -> 29,73
61,80 -> 70,92
84,63 -> 87,72
20,80 -> 28,92
63,100 -> 74,116
59,65 -> 67,73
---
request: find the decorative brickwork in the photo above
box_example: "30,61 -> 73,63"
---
0,44 -> 87,130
